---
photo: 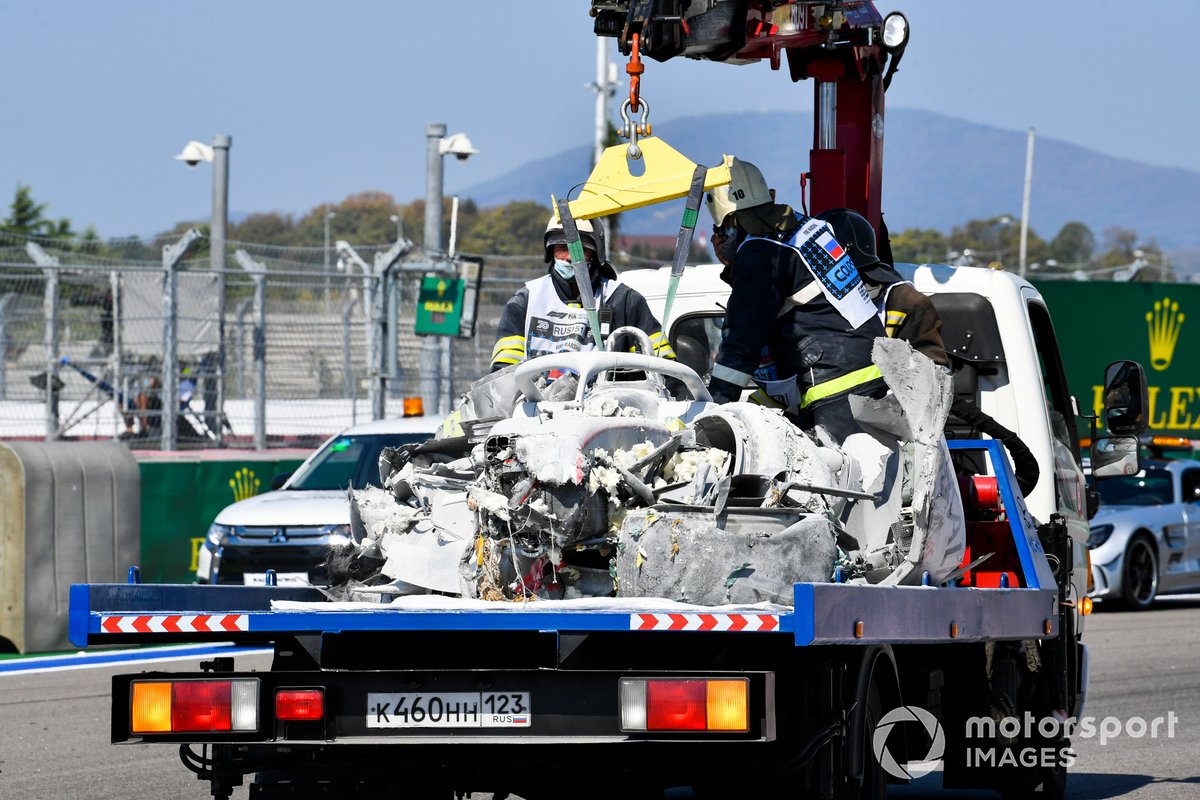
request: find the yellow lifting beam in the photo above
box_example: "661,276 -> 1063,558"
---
551,137 -> 732,222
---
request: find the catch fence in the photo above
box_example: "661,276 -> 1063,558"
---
0,231 -> 551,449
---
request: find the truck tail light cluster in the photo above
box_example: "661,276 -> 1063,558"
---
619,678 -> 748,732
131,679 -> 258,733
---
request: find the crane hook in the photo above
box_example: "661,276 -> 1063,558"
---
626,33 -> 645,113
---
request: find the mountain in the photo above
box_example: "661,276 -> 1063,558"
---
464,109 -> 1200,258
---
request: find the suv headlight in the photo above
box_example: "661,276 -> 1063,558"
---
206,523 -> 234,547
321,523 -> 354,546
1087,524 -> 1114,549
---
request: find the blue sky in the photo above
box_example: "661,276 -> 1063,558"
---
2,0 -> 1196,238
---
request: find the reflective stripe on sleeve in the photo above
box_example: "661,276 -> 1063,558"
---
491,335 -> 526,362
491,352 -> 522,366
799,365 -> 884,408
711,363 -> 756,388
884,310 -> 907,337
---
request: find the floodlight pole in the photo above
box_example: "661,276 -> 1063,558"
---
1018,127 -> 1035,279
207,135 -> 231,444
421,124 -> 448,417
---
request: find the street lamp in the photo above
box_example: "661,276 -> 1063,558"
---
175,134 -> 231,445
390,214 -> 404,242
421,124 -> 477,416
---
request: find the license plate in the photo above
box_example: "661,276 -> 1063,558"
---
366,692 -> 531,729
243,572 -> 308,586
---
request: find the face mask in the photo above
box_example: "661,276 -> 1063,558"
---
553,258 -> 575,280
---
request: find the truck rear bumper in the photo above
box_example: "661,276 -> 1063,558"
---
113,667 -> 776,746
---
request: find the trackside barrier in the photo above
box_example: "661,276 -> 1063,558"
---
0,441 -> 139,653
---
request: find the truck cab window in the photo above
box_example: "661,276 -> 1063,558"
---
670,314 -> 724,381
1026,301 -> 1079,460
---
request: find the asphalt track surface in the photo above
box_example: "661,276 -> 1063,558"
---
2,599 -> 1197,800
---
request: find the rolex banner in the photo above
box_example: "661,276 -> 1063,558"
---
1034,281 -> 1199,437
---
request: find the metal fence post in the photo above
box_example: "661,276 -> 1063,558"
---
25,244 -> 62,440
234,298 -> 252,398
341,295 -> 358,401
161,230 -> 201,451
110,270 -> 123,440
371,240 -> 411,419
386,271 -> 400,398
43,268 -> 59,440
234,250 -> 268,450
0,293 -> 15,401
336,242 -> 377,422
370,269 -> 384,420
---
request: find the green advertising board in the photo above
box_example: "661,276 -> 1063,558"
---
137,452 -> 308,583
414,275 -> 465,335
1034,281 -> 1200,436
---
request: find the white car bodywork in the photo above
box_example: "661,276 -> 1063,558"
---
1088,458 -> 1200,607
623,262 -> 1092,615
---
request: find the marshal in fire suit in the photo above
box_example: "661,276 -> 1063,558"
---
490,216 -> 674,370
706,159 -> 886,443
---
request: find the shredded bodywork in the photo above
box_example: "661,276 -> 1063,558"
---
329,342 -> 965,605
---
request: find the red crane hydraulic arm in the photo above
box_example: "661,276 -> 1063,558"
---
590,1 -> 909,231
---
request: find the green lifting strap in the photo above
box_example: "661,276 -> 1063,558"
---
555,199 -> 605,351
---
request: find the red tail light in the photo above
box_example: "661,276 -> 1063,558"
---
173,681 -> 232,732
646,680 -> 707,731
276,689 -> 325,721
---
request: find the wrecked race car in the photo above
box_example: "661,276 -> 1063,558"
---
330,331 -> 965,607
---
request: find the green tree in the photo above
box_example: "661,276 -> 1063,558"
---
2,183 -> 75,238
231,212 -> 297,245
947,214 -> 1046,268
1047,221 -> 1095,267
890,228 -> 947,264
295,192 -> 409,249
459,201 -> 551,256
1096,226 -> 1170,280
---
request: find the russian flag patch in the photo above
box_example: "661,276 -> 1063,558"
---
821,234 -> 845,261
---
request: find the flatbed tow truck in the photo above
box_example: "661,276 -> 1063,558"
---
69,3 -> 1148,798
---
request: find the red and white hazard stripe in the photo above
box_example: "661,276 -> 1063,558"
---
99,614 -> 249,634
629,613 -> 780,632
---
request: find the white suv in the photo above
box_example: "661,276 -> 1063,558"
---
196,417 -> 436,585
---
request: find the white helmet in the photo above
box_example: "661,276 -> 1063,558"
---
544,214 -> 603,264
706,158 -> 772,227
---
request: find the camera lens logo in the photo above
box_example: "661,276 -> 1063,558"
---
872,705 -> 945,780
